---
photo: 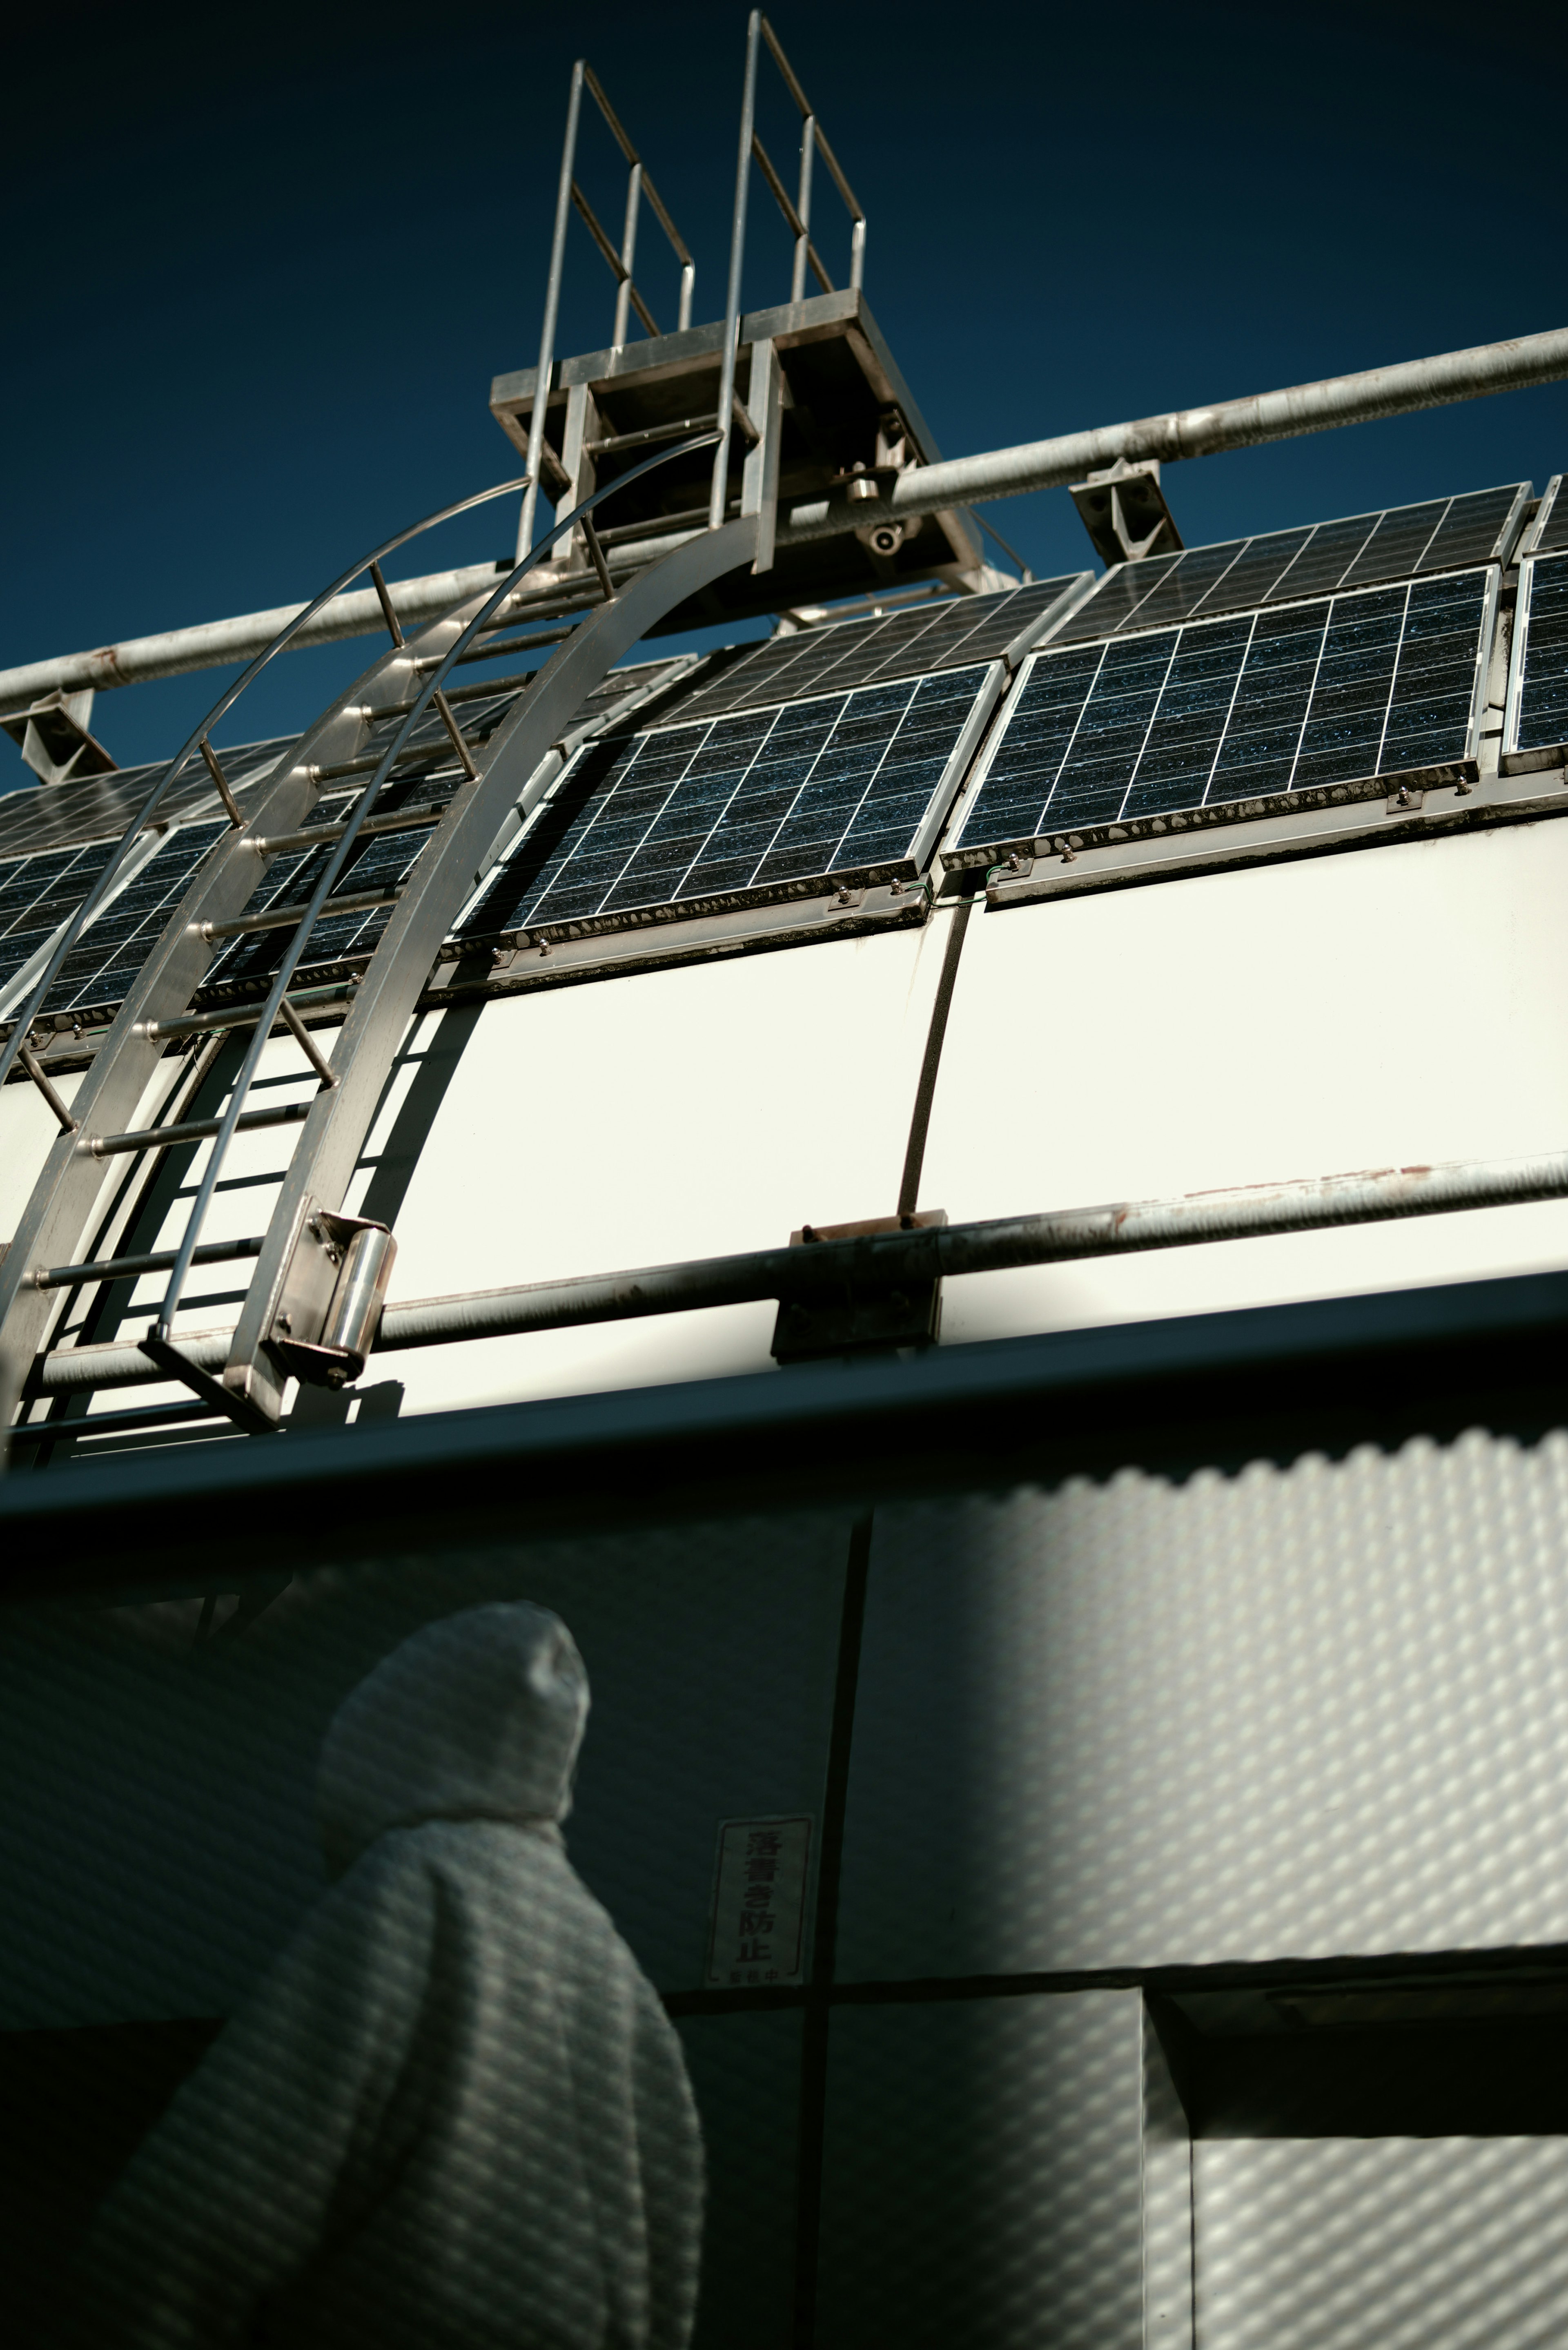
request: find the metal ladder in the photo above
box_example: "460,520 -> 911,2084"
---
0,440 -> 756,1445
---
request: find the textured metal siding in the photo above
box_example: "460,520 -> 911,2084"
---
1194,2138 -> 1568,2350
0,1512 -> 848,2027
817,1991 -> 1145,2350
677,2010 -> 802,2350
837,1431 -> 1568,1979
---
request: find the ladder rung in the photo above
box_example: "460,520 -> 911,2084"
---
247,805 -> 447,857
361,668 -> 541,720
199,887 -> 401,942
32,1236 -> 265,1293
138,981 -> 356,1045
76,1100 -> 311,1160
310,724 -> 488,783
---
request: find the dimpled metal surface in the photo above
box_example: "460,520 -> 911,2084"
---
817,1989 -> 1145,2350
837,1429 -> 1568,1980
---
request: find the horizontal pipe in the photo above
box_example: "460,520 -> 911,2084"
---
30,1143 -> 1568,1398
5,325 -> 1562,717
779,324 -> 1568,544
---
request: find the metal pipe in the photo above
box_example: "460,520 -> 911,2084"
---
31,1143 -> 1568,1397
711,11 -> 761,531
782,324 -> 1568,542
519,60 -> 584,562
7,324 -> 1566,718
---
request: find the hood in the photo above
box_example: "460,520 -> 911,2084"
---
317,1602 -> 590,1877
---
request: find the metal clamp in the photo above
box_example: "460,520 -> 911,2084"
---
265,1200 -> 398,1390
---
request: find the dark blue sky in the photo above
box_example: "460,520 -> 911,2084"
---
3,0 -> 1564,777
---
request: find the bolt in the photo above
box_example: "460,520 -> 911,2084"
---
276,1312 -> 293,1334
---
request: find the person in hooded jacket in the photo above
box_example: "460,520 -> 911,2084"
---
76,1601 -> 704,2350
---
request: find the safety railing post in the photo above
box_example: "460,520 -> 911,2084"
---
519,61 -> 585,564
711,11 -> 762,531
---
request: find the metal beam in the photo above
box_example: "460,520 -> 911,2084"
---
27,1140 -> 1568,1398
4,323 -> 1563,719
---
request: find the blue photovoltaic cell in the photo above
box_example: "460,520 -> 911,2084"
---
955,572 -> 1488,852
462,666 -> 990,936
0,840 -> 118,999
38,822 -> 231,1014
1045,484 -> 1521,647
1514,554 -> 1568,756
1528,479 -> 1568,557
667,577 -> 1083,722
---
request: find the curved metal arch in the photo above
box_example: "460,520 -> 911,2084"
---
222,507 -> 760,1425
153,430 -> 722,1338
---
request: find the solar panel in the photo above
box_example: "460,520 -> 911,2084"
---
1508,552 -> 1568,762
0,840 -> 119,1004
0,734 -> 292,860
951,570 -> 1490,859
1040,484 -> 1525,649
662,577 -> 1087,724
1522,476 -> 1568,558
36,821 -> 232,1016
460,664 -> 997,942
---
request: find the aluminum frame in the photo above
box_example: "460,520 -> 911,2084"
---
941,565 -> 1504,900
1502,542 -> 1568,772
463,658 -> 1007,954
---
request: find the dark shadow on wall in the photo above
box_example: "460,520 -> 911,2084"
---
1,2018 -> 223,2350
354,1002 -> 485,1233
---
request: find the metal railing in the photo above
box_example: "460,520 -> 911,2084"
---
708,11 -> 866,529
517,62 -> 698,559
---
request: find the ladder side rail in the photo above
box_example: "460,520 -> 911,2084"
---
0,602 -> 487,1423
0,477 -> 527,1097
223,510 -> 760,1422
154,433 -> 727,1342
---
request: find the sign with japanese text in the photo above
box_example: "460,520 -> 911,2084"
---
705,1815 -> 813,1987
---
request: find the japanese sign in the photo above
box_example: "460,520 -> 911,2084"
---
706,1815 -> 813,1987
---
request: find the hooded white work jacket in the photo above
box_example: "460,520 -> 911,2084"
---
78,1602 -> 704,2350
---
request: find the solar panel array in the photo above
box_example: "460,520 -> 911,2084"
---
0,657 -> 695,1017
1511,553 -> 1568,759
953,570 -> 1489,854
461,665 -> 992,939
1041,484 -> 1523,649
0,734 -> 291,862
662,576 -> 1084,723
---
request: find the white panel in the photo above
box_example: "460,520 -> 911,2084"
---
352,921 -> 954,1414
1195,2138 -> 1568,2350
837,1432 -> 1568,1978
922,820 -> 1568,1345
0,1068 -> 85,1244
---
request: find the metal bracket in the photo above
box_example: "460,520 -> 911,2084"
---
1069,458 -> 1183,566
1,689 -> 118,787
771,1208 -> 947,1363
254,1198 -> 397,1394
138,1333 -> 281,1436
